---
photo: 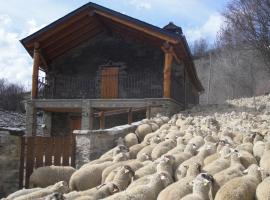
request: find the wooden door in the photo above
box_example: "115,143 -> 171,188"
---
101,67 -> 119,98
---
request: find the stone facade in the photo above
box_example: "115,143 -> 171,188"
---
0,131 -> 21,198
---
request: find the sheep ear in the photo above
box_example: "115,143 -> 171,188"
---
243,169 -> 248,174
203,179 -> 210,186
258,167 -> 264,171
160,175 -> 166,180
124,169 -> 130,174
237,153 -> 241,158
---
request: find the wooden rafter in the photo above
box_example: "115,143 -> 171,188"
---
94,10 -> 179,44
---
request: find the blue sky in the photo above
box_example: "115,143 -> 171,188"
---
0,0 -> 229,87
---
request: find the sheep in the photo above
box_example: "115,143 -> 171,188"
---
5,187 -> 42,199
43,192 -> 65,200
215,164 -> 262,200
14,181 -> 69,200
256,176 -> 270,200
99,144 -> 128,160
136,143 -> 157,161
124,133 -> 139,147
135,123 -> 153,141
157,162 -> 201,200
175,145 -> 213,180
151,139 -> 176,160
202,146 -> 231,175
101,160 -> 143,183
253,141 -> 265,162
111,165 -> 135,191
29,165 -> 76,188
155,155 -> 175,182
259,142 -> 270,179
212,150 -> 245,196
112,152 -> 130,162
64,183 -> 119,200
133,161 -> 157,180
129,143 -> 148,159
238,149 -> 258,169
181,173 -> 214,200
69,161 -> 112,191
105,172 -> 172,200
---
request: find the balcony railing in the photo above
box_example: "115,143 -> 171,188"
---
38,72 -> 163,99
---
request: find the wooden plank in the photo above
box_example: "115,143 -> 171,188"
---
95,10 -> 179,44
25,137 -> 35,188
71,135 -> 76,167
35,137 -> 45,168
53,137 -> 63,166
19,137 -> 25,189
62,135 -> 72,166
44,137 -> 53,166
100,67 -> 119,98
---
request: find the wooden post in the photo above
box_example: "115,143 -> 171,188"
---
99,111 -> 105,129
32,43 -> 41,99
128,108 -> 132,125
146,106 -> 151,119
162,43 -> 174,98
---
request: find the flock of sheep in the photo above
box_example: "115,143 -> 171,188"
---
3,94 -> 270,200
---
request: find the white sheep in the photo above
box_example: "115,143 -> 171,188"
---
157,162 -> 201,200
181,173 -> 214,200
136,143 -> 157,161
124,133 -> 139,147
256,176 -> 270,200
135,123 -> 153,141
111,165 -> 134,191
151,139 -> 176,160
215,164 -> 262,200
29,165 -> 76,188
259,142 -> 270,179
69,161 -> 112,191
5,187 -> 42,199
133,161 -> 157,180
14,181 -> 69,200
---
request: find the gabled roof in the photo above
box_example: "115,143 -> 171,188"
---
20,2 -> 204,92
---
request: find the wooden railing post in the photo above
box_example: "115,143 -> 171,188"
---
128,108 -> 133,125
32,42 -> 41,99
162,43 -> 173,98
100,111 -> 105,129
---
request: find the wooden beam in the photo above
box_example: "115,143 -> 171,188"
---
99,111 -> 105,129
94,10 -> 179,44
89,12 -> 113,36
162,43 -> 174,98
32,43 -> 41,99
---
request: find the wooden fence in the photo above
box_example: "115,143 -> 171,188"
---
19,135 -> 75,188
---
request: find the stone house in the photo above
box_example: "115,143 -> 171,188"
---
20,2 -> 204,136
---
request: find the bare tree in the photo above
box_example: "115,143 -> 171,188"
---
0,79 -> 25,112
192,38 -> 209,58
220,0 -> 270,72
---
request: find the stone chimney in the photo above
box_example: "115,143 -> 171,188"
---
163,22 -> 183,35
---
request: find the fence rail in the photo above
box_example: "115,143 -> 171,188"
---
38,72 -> 163,99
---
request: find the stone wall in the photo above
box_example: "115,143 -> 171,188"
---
74,122 -> 141,168
0,131 -> 21,198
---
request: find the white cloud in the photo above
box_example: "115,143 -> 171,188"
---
0,14 -> 40,88
185,12 -> 224,43
129,0 -> 152,10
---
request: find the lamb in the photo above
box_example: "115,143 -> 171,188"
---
157,162 -> 201,200
64,183 -> 119,200
29,165 -> 76,188
124,133 -> 139,147
104,172 -> 172,200
215,164 -> 262,200
151,139 -> 176,160
256,176 -> 270,200
14,181 -> 69,200
181,173 -> 214,200
69,161 -> 112,191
